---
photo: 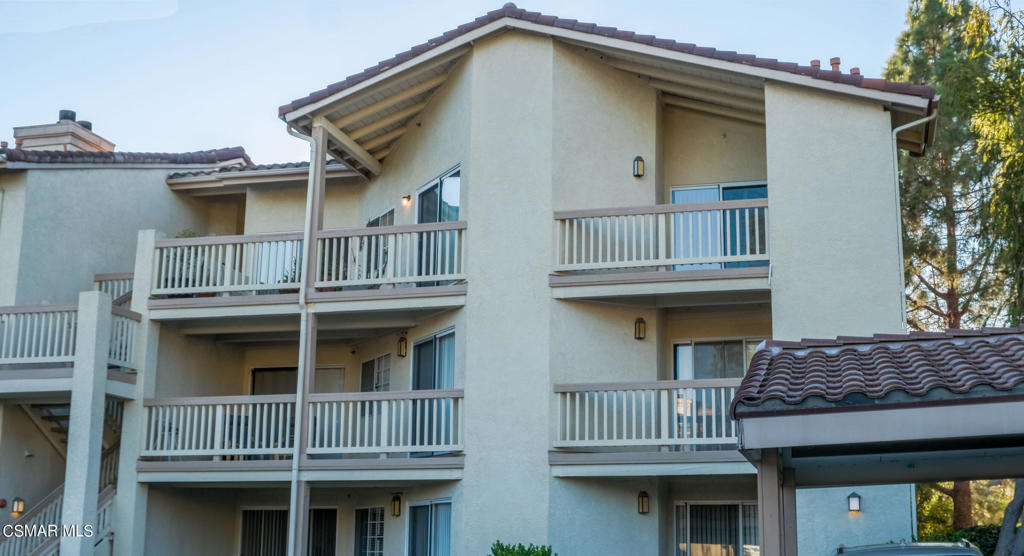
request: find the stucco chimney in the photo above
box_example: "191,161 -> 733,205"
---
810,59 -> 821,69
830,57 -> 841,71
12,110 -> 114,152
850,67 -> 861,75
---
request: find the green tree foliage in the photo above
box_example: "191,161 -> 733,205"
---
490,541 -> 557,556
885,0 -> 1006,332
928,525 -> 1002,555
919,481 -> 1016,539
962,1 -> 1024,324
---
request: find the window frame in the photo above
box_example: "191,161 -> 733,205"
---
671,336 -> 767,381
415,165 -> 461,224
354,505 -> 386,556
404,498 -> 453,556
360,353 -> 392,393
411,326 -> 456,391
673,499 -> 759,556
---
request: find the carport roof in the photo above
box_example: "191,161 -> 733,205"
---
731,327 -> 1024,418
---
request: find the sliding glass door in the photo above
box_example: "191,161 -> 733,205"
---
412,330 -> 455,455
675,503 -> 758,556
240,508 -> 337,556
417,168 -> 461,283
409,501 -> 452,556
671,183 -> 767,269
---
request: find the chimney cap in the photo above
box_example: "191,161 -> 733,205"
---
830,57 -> 841,71
58,109 -> 76,122
810,59 -> 821,69
850,67 -> 860,75
1,141 -> 7,149
78,120 -> 93,131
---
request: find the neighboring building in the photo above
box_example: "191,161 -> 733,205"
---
0,4 -> 940,555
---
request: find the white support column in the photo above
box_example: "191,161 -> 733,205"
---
60,290 -> 112,556
287,311 -> 316,556
112,229 -> 162,556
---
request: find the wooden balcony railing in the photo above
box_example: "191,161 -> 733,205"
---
554,379 -> 741,448
93,272 -> 133,303
142,395 -> 296,458
150,232 -> 304,296
306,390 -> 464,454
553,200 -> 768,272
315,222 -> 466,289
0,305 -> 139,369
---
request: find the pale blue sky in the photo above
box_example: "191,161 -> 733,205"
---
0,0 -> 909,163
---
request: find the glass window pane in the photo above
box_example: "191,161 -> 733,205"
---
431,502 -> 452,556
676,504 -> 688,556
440,171 -> 460,222
742,504 -> 759,555
674,344 -> 694,380
744,340 -> 762,370
723,341 -> 744,378
693,341 -> 746,379
721,184 -> 767,200
409,505 -> 430,556
418,184 -> 439,224
436,332 -> 455,389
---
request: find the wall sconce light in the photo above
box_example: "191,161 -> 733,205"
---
847,492 -> 861,513
632,156 -> 645,178
391,494 -> 402,517
634,318 -> 646,341
397,336 -> 408,358
10,497 -> 24,518
637,491 -> 650,514
0,498 -> 6,509
401,195 -> 412,207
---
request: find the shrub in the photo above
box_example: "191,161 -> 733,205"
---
490,541 -> 557,556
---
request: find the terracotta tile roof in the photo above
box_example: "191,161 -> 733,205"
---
0,146 -> 251,166
167,160 -> 346,180
280,3 -> 936,117
731,327 -> 1024,417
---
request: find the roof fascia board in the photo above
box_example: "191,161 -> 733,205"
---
3,161 -> 245,170
166,166 -> 356,186
531,23 -> 931,111
283,39 -> 480,123
283,16 -> 932,124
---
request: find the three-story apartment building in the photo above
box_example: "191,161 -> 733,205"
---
0,5 -> 937,555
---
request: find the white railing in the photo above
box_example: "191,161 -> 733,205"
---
94,486 -> 116,541
307,390 -> 464,454
315,222 -> 466,288
0,485 -> 63,556
142,395 -> 296,458
0,306 -> 78,365
99,443 -> 119,492
554,200 -> 768,272
554,379 -> 741,448
105,399 -> 124,430
151,233 -> 304,296
107,308 -> 139,369
93,272 -> 133,302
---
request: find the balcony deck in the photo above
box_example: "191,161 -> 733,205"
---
137,390 -> 465,483
550,379 -> 753,477
550,200 -> 770,304
145,222 -> 467,321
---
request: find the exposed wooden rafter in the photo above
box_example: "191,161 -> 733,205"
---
313,116 -> 382,176
598,55 -> 765,101
662,95 -> 765,125
349,102 -> 428,140
649,79 -> 764,114
331,74 -> 448,129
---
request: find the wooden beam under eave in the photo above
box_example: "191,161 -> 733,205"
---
662,95 -> 766,125
314,116 -> 383,176
650,78 -> 765,114
602,56 -> 765,101
332,75 -> 447,129
349,102 -> 427,140
362,127 -> 408,151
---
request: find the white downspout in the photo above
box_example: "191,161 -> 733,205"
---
288,123 -> 317,306
891,109 -> 938,330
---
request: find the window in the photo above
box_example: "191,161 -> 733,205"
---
674,338 -> 765,380
361,354 -> 391,393
417,168 -> 460,224
412,329 -> 455,391
675,502 -> 758,556
355,507 -> 384,556
367,209 -> 395,228
240,508 -> 337,556
408,501 -> 452,556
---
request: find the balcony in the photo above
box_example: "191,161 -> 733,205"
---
550,379 -> 753,477
0,304 -> 139,396
145,222 -> 467,320
137,390 -> 465,483
550,200 -> 770,304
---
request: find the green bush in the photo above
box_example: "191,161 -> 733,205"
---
922,525 -> 1000,556
490,541 -> 557,556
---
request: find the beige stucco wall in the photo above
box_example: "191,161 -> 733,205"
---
662,106 -> 767,190
243,179 -> 365,234
13,168 -> 223,305
154,329 -> 245,398
0,405 -> 66,528
765,82 -> 905,340
0,173 -> 27,305
552,43 -> 659,211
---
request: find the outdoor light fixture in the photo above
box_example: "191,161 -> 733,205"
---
10,497 -> 24,518
637,491 -> 650,514
847,492 -> 861,512
397,336 -> 408,358
634,318 -> 646,340
401,195 -> 412,207
391,494 -> 402,517
633,156 -> 645,178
